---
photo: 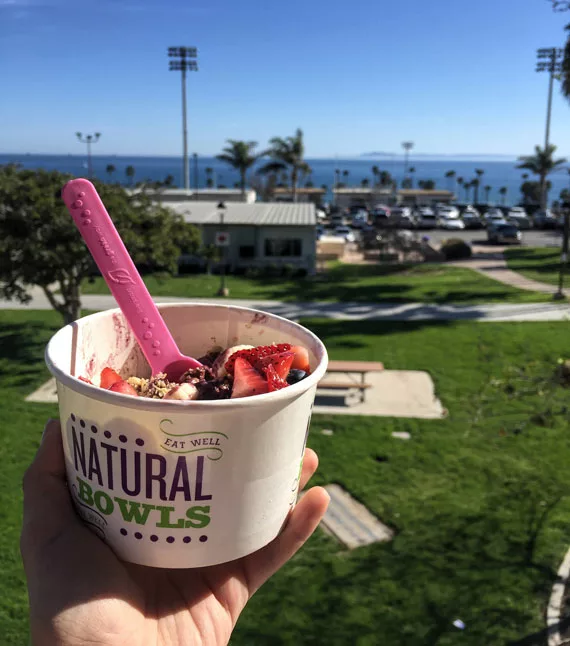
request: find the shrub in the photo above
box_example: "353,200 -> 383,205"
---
440,238 -> 472,261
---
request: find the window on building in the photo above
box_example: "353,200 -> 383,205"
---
264,239 -> 302,257
239,245 -> 256,259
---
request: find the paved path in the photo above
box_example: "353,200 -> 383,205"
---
453,248 -> 560,295
3,288 -> 570,321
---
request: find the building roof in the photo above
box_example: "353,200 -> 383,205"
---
167,201 -> 317,226
333,187 -> 392,194
398,189 -> 454,196
273,187 -> 326,194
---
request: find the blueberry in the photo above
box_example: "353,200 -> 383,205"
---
287,369 -> 307,385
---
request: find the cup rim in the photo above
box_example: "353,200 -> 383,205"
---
45,302 -> 328,411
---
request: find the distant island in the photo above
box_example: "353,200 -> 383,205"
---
361,152 -> 519,161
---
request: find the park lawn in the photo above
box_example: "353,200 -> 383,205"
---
505,247 -> 562,287
82,262 -> 550,304
2,310 -> 570,644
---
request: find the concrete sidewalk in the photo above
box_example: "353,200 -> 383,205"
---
2,288 -> 570,321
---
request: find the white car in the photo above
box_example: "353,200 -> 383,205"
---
436,205 -> 460,219
484,208 -> 504,221
463,205 -> 480,217
334,226 -> 356,243
507,206 -> 531,230
315,208 -> 327,220
438,216 -> 465,230
416,209 -> 437,229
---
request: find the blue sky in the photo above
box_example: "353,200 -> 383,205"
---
1,0 -> 569,157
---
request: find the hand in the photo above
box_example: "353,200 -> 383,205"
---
21,419 -> 329,646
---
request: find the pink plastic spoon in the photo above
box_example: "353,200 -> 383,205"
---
62,178 -> 202,380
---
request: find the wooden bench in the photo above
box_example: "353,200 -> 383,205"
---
318,360 -> 384,403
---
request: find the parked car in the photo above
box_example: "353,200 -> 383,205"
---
350,212 -> 369,228
533,209 -> 558,229
390,206 -> 414,228
507,206 -> 531,230
415,207 -> 437,229
334,226 -> 356,243
487,222 -> 522,244
462,205 -> 480,217
330,214 -> 345,227
438,216 -> 465,230
436,205 -> 460,219
315,208 -> 327,220
462,211 -> 484,229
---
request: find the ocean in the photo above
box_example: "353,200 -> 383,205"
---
2,153 -> 569,207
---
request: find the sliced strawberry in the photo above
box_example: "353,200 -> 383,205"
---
78,376 -> 93,385
264,363 -> 288,392
108,380 -> 138,397
100,367 -> 122,389
256,351 -> 294,381
290,346 -> 311,373
225,343 -> 291,376
231,357 -> 269,399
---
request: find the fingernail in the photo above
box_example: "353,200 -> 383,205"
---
41,419 -> 57,443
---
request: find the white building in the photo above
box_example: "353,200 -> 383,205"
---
168,202 -> 317,275
131,188 -> 257,204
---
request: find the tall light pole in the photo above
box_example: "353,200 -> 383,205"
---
76,132 -> 101,178
216,202 -> 229,297
168,46 -> 198,191
401,141 -> 414,185
536,48 -> 563,152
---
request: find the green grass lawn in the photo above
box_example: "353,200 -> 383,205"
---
2,310 -> 570,644
82,262 -> 549,304
505,247 -> 563,287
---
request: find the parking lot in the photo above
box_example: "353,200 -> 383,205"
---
425,228 -> 563,248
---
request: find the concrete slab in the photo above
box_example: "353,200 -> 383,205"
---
25,377 -> 58,403
320,484 -> 394,549
314,370 -> 444,419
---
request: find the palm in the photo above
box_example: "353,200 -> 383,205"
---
22,422 -> 327,646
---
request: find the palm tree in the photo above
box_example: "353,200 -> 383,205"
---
444,170 -> 456,191
342,170 -> 350,185
106,164 -> 116,181
473,169 -> 484,203
371,165 -> 380,185
418,179 -> 435,189
379,170 -> 392,186
408,166 -> 416,188
334,168 -> 341,188
499,186 -> 507,205
361,178 -> 370,188
522,173 -> 529,181
258,128 -> 311,202
464,181 -> 472,201
484,185 -> 491,202
471,177 -> 480,203
205,167 -> 214,188
217,140 -> 264,196
517,144 -> 567,209
125,165 -> 135,186
457,176 -> 464,194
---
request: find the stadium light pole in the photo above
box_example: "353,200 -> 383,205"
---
75,132 -> 101,178
168,46 -> 198,191
401,141 -> 414,185
536,48 -> 563,153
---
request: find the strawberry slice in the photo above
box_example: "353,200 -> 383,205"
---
108,380 -> 138,397
100,367 -> 122,389
231,357 -> 269,399
225,343 -> 291,376
290,346 -> 311,373
256,351 -> 294,381
264,363 -> 288,392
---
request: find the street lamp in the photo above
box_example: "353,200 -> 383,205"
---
168,46 -> 198,191
536,47 -> 563,209
401,141 -> 414,185
216,202 -> 229,297
555,200 -> 570,300
76,132 -> 101,178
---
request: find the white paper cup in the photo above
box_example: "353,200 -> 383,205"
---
45,303 -> 327,568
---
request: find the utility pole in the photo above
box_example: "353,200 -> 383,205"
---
536,47 -> 563,209
168,46 -> 198,191
75,132 -> 101,178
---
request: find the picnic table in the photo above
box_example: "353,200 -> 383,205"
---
318,360 -> 385,402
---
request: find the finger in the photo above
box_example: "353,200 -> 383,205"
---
244,486 -> 330,594
21,420 -> 79,558
299,447 -> 318,491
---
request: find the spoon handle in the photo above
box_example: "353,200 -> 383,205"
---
62,179 -> 200,374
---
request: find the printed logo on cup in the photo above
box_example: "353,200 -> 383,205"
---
65,414 -> 228,542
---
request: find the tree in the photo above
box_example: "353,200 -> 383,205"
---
125,165 -> 136,186
484,185 -> 492,202
444,170 -> 456,191
520,180 -> 552,205
379,170 -> 393,186
517,144 -> 567,209
217,140 -> 264,197
408,167 -> 416,188
464,181 -> 472,201
471,177 -> 480,203
106,164 -> 116,181
418,179 -> 436,190
361,178 -> 370,188
499,186 -> 508,205
371,165 -> 380,185
0,166 -> 200,323
205,167 -> 214,189
163,174 -> 175,187
342,170 -> 350,186
258,128 -> 311,202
